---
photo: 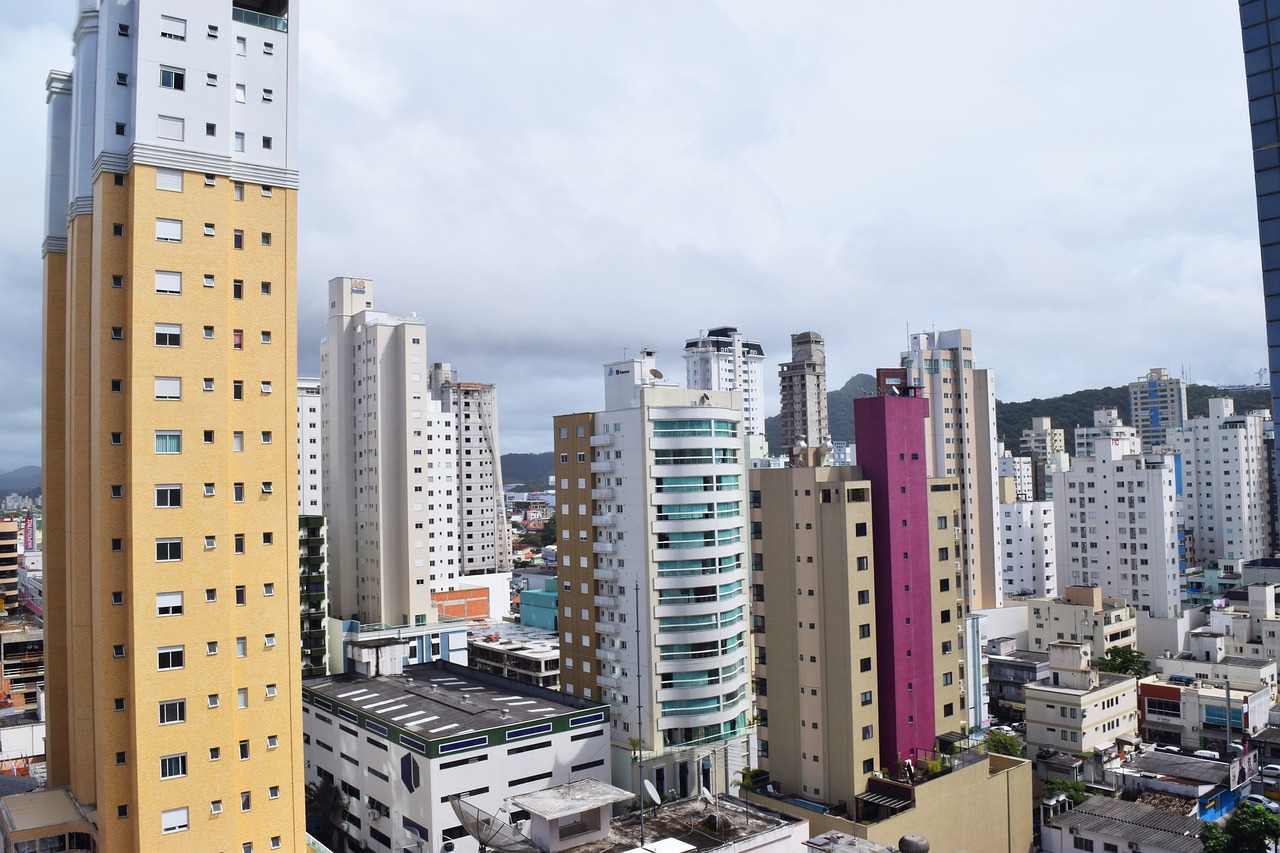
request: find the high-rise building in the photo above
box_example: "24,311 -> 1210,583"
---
297,376 -> 322,513
1127,368 -> 1187,451
897,329 -> 1002,612
430,364 -> 512,580
1020,416 -> 1066,459
684,326 -> 766,437
553,351 -> 754,797
1238,1 -> 1280,423
39,2 -> 305,849
778,331 -> 828,452
1072,409 -> 1138,458
998,496 -> 1058,599
1052,436 -> 1182,617
321,276 -> 458,623
1171,398 -> 1269,564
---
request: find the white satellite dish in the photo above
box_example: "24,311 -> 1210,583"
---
700,786 -> 715,805
643,779 -> 662,806
650,368 -> 664,379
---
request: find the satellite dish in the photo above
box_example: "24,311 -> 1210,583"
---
650,368 -> 663,379
643,779 -> 662,805
701,786 -> 715,805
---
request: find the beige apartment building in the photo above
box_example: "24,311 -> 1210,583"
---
1023,642 -> 1138,756
1023,586 -> 1138,656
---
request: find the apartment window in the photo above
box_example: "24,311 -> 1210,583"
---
203,222 -> 215,236
155,431 -> 181,454
112,644 -> 125,658
207,641 -> 218,656
241,791 -> 251,812
116,72 -> 128,86
112,223 -> 124,237
159,15 -> 186,40
155,539 -> 182,562
262,532 -> 274,546
115,122 -> 125,136
232,381 -> 243,400
205,430 -> 216,444
235,83 -> 246,103
110,484 -> 123,499
155,218 -> 182,242
265,684 -> 277,697
159,66 -> 185,90
204,535 -> 216,550
154,377 -> 181,400
263,88 -> 273,102
114,697 -> 125,711
155,484 -> 181,508
263,42 -> 273,55
205,122 -> 216,137
159,699 -> 185,725
203,325 -> 214,338
154,323 -> 181,347
154,270 -> 182,294
203,483 -> 215,498
233,483 -> 245,503
236,36 -> 247,55
262,136 -> 272,150
116,752 -> 126,765
157,645 -> 184,670
203,378 -> 214,391
238,688 -> 248,708
160,753 -> 187,779
111,539 -> 123,552
261,330 -> 272,344
112,274 -> 123,288
234,535 -> 245,555
113,173 -> 124,186
261,430 -> 272,444
111,327 -> 124,340
207,73 -> 218,87
263,581 -> 275,595
239,740 -> 250,760
112,592 -> 124,605
233,181 -> 244,201
205,589 -> 217,602
160,807 -> 189,835
233,280 -> 244,298
267,737 -> 279,750
260,280 -> 272,293
861,691 -> 873,706
111,432 -> 122,445
234,133 -> 245,153
260,381 -> 273,394
211,800 -> 223,814
233,329 -> 243,349
236,637 -> 247,657
118,23 -> 129,36
207,24 -> 219,38
262,185 -> 273,197
861,725 -> 874,740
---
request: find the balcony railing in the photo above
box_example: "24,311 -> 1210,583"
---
232,6 -> 288,31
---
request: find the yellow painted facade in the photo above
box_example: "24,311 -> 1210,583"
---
44,163 -> 306,850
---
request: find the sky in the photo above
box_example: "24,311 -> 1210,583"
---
0,2 -> 1268,472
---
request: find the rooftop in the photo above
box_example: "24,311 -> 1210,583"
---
1047,796 -> 1202,853
510,779 -> 634,820
569,794 -> 801,853
303,661 -> 601,738
1128,751 -> 1229,786
987,648 -> 1049,665
0,788 -> 90,834
803,831 -> 898,853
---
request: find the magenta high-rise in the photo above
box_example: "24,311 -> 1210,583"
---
854,391 -> 941,766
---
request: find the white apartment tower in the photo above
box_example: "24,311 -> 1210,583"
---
298,377 -> 321,513
899,329 -> 1002,611
1172,398 -> 1269,564
553,351 -> 753,798
778,331 -> 828,451
430,363 -> 512,578
1052,436 -> 1182,617
1129,367 -> 1187,451
684,326 -> 766,437
321,277 -> 458,624
999,500 -> 1058,598
1073,409 -> 1139,458
1021,416 -> 1066,458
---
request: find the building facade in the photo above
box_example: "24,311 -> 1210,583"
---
299,514 -> 329,677
1171,398 -> 1268,565
1023,586 -> 1137,656
1128,368 -> 1187,451
998,499 -> 1058,598
40,1 -> 306,849
1023,643 -> 1138,757
553,352 -> 753,800
683,327 -> 766,439
430,365 -> 513,581
1072,409 -> 1138,459
321,276 -> 458,623
297,376 -> 322,513
897,329 -> 1001,613
1052,435 -> 1183,617
777,332 -> 828,452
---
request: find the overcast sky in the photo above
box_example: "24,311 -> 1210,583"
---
0,2 -> 1266,472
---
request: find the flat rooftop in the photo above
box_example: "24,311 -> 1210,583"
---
569,794 -> 800,853
304,662 -> 599,737
988,648 -> 1049,664
1129,751 -> 1228,786
510,779 -> 634,819
0,788 -> 89,834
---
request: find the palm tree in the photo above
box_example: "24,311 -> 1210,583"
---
305,779 -> 349,851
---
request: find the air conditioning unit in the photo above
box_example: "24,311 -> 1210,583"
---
1069,827 -> 1079,835
1129,843 -> 1140,851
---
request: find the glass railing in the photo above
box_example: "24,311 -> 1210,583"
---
232,7 -> 288,32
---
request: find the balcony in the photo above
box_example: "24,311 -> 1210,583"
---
591,514 -> 616,526
591,488 -> 615,500
232,5 -> 288,32
590,461 -> 615,474
596,646 -> 620,662
594,567 -> 619,581
597,675 -> 620,689
595,594 -> 619,608
595,621 -> 620,635
590,434 -> 614,447
592,541 -> 617,555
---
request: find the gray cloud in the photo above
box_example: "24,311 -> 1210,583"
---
1,2 -> 1268,472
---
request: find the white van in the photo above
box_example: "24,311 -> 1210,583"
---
1193,749 -> 1220,760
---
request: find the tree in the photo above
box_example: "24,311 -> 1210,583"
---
1042,779 -> 1089,807
985,730 -> 1023,757
305,779 -> 349,850
539,516 -> 557,547
1202,801 -> 1280,853
1095,646 -> 1151,677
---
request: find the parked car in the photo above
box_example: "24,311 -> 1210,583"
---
1243,794 -> 1280,814
1012,721 -> 1026,733
989,725 -> 1017,737
1263,764 -> 1280,779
